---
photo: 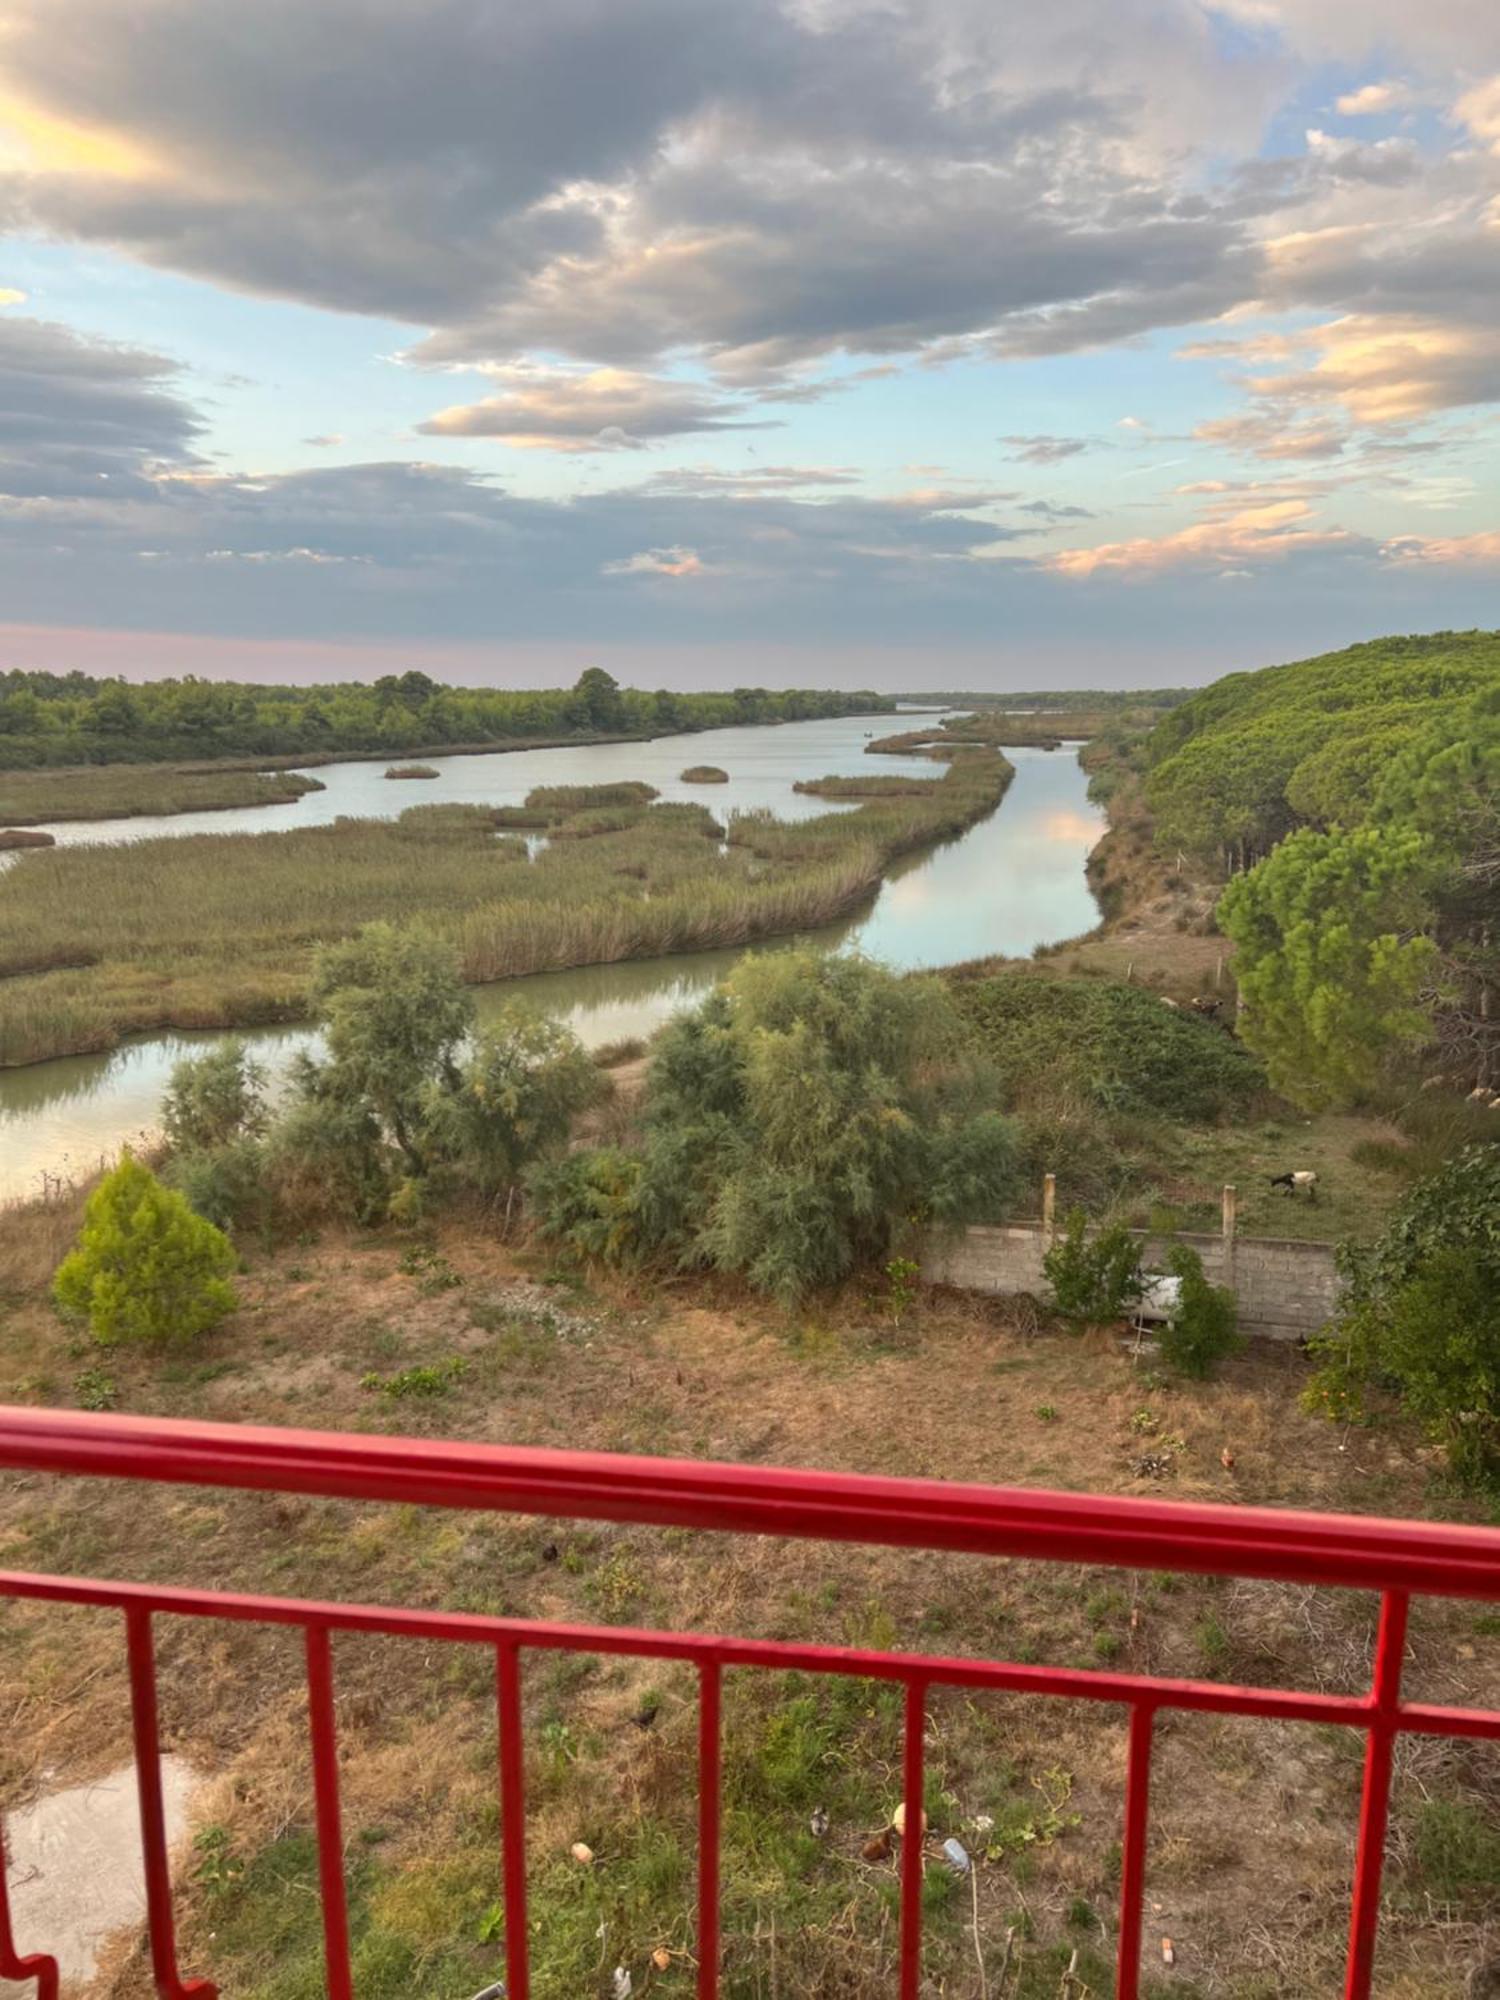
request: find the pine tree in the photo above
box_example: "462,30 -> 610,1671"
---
54,1151 -> 238,1346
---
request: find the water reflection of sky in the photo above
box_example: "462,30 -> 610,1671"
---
0,735 -> 1104,1200
30,713 -> 939,849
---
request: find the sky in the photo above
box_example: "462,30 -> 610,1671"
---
0,0 -> 1497,692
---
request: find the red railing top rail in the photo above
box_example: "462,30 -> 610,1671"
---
3,1402 -> 1500,1601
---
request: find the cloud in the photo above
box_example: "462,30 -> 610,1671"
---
418,365 -> 769,451
1193,412 -> 1346,460
1335,81 -> 1409,116
1456,74 -> 1500,153
0,0 -> 1284,380
602,545 -> 705,577
0,287 -> 28,305
1046,496 -> 1358,577
303,433 -> 344,448
0,313 -> 201,499
1018,498 -> 1095,520
1381,529 -> 1500,565
1001,434 -> 1091,464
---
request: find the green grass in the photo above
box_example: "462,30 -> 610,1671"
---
0,752 -> 1012,1064
0,764 -> 325,826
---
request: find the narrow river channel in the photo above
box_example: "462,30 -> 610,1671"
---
0,717 -> 1104,1201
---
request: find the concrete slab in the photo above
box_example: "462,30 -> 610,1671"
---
3,1756 -> 202,1997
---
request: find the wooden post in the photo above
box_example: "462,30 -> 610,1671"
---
1043,1172 -> 1057,1242
1221,1184 -> 1237,1284
1215,952 -> 1224,991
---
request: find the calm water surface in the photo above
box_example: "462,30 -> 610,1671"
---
0,720 -> 1103,1200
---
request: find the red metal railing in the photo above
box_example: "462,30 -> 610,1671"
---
2,1407 -> 1499,1999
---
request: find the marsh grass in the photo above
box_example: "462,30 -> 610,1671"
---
0,753 -> 1011,1064
0,765 -> 324,826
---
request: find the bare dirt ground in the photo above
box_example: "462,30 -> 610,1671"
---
3,1204 -> 1499,1998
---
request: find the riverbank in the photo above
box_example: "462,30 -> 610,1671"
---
0,750 -> 1012,1068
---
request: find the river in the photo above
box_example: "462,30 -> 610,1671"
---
0,717 -> 1104,1201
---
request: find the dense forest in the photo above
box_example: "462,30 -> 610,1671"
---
0,666 -> 894,770
1140,631 -> 1499,1105
1145,630 -> 1498,871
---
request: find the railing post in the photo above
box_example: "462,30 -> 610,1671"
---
124,1606 -> 217,1999
0,1814 -> 60,2000
1344,1591 -> 1410,1999
1115,1703 -> 1156,2000
497,1641 -> 531,2000
1043,1172 -> 1057,1242
899,1679 -> 927,2000
305,1626 -> 352,2000
698,1659 -> 722,1999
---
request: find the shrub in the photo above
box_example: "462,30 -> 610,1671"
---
423,1004 -> 604,1199
526,1147 -> 644,1263
947,972 -> 1262,1121
531,951 -> 1021,1303
162,1039 -> 268,1153
1157,1245 -> 1240,1378
165,1137 -> 277,1238
1043,1209 -> 1145,1323
53,1151 -> 238,1346
1306,1145 -> 1500,1486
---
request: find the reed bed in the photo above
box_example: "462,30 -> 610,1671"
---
0,764 -> 323,826
792,772 -> 940,797
0,752 -> 1011,1065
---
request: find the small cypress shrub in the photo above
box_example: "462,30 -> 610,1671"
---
53,1150 -> 238,1347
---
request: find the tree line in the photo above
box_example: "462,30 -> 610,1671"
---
0,665 -> 894,769
1141,631 -> 1499,1106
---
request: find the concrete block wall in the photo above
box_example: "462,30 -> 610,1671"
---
923,1220 -> 1340,1342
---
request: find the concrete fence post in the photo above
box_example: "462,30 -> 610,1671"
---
1043,1173 -> 1057,1243
1222,1184 -> 1237,1283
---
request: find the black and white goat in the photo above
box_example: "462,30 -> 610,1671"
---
1269,1170 -> 1318,1200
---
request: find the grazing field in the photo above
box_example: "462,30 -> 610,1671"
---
0,764 -> 325,826
0,751 -> 1011,1065
0,1205 -> 1494,1999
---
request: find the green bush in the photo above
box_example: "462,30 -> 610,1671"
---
162,1039 -> 268,1153
1157,1245 -> 1241,1379
165,1137 -> 277,1238
947,972 -> 1262,1121
53,1151 -> 238,1346
530,951 -> 1021,1304
267,923 -> 599,1218
1306,1145 -> 1500,1485
526,1148 -> 644,1263
1042,1209 -> 1145,1323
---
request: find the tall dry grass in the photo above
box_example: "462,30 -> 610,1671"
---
0,754 -> 1011,1065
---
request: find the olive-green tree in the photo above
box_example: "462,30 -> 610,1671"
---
1306,1147 -> 1500,1487
54,1151 -> 238,1346
532,950 -> 1021,1303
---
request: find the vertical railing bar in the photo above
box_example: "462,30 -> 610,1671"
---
305,1623 -> 353,2000
698,1658 -> 723,2000
1115,1702 -> 1156,2000
125,1605 -> 217,1999
899,1677 -> 927,2000
497,1640 -> 531,2000
0,1811 -> 61,2000
1344,1590 -> 1410,2000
